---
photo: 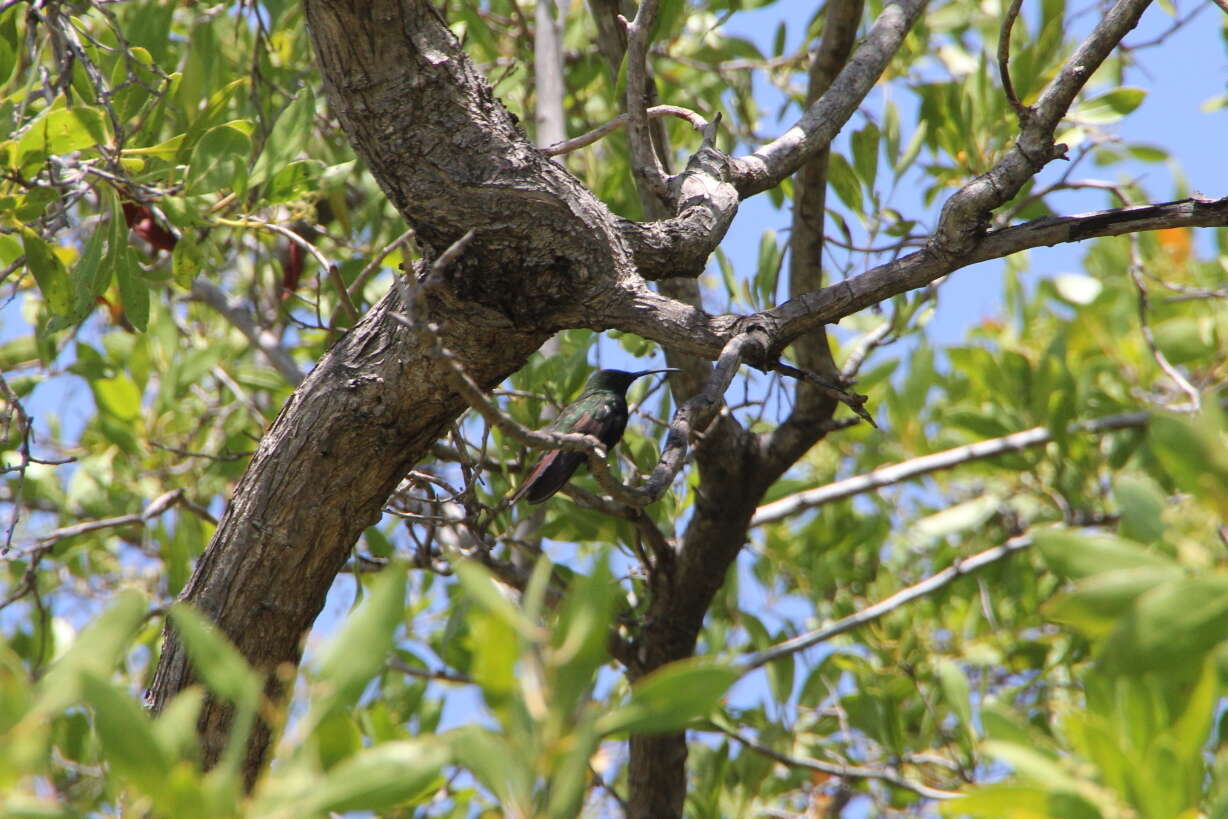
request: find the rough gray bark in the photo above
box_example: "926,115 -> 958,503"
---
146,0 -> 661,780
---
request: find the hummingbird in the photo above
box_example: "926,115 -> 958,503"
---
511,368 -> 679,504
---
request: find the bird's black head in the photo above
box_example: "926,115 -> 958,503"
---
585,368 -> 680,395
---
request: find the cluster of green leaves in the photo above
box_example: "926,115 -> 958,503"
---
1,0 -> 407,649
1,558 -> 739,817
700,226 -> 1228,814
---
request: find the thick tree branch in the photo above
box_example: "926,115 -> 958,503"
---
620,125 -> 740,281
763,196 -> 1228,346
932,0 -> 1153,256
730,0 -> 928,197
623,0 -> 670,202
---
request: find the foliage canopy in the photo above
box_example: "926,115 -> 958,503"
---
2,0 -> 1227,816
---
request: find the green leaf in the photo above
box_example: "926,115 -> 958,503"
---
1046,566 -> 1184,638
92,374 -> 142,420
1151,317 -> 1217,364
72,222 -> 110,300
313,563 -> 407,710
168,603 -> 262,706
1149,409 -> 1228,516
1099,574 -> 1228,674
186,122 -> 252,194
1125,144 -> 1168,162
1034,529 -> 1173,580
752,229 -> 780,308
250,89 -> 316,187
114,246 -> 149,332
851,123 -> 880,190
894,121 -> 927,176
596,659 -> 738,736
936,659 -> 974,743
171,231 -> 204,287
454,560 -> 539,642
1112,475 -> 1166,543
36,590 -> 146,715
981,740 -> 1083,790
152,687 -> 206,761
551,557 -> 618,715
264,159 -> 325,205
826,151 -> 863,214
19,226 -> 72,316
123,133 -> 186,160
80,672 -> 169,795
448,726 -> 524,807
466,606 -> 517,706
15,106 -> 107,167
942,785 -> 1100,818
1074,87 -> 1146,124
307,739 -> 449,813
911,494 -> 1000,544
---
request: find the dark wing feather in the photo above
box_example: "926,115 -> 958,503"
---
517,449 -> 586,504
512,397 -> 624,504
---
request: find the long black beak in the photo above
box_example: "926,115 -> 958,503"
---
631,368 -> 682,380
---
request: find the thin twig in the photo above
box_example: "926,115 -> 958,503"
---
388,656 -> 472,685
770,362 -> 876,427
740,535 -> 1032,670
997,0 -> 1028,120
1127,236 -> 1201,412
716,727 -> 961,801
542,105 -> 708,156
215,215 -> 333,274
752,407 -> 1151,526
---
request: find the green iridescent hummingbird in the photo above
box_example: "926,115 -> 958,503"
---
511,368 -> 679,504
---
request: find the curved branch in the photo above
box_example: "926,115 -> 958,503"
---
764,196 -> 1228,347
731,0 -> 929,197
542,105 -> 707,157
933,0 -> 1154,255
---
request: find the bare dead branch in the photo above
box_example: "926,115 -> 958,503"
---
770,362 -> 876,427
